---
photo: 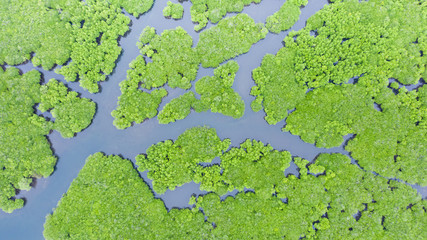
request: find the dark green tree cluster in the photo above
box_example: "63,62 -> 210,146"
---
44,131 -> 426,239
251,0 -> 426,185
190,0 -> 261,31
163,1 -> 184,20
265,0 -> 308,33
196,13 -> 268,68
113,14 -> 266,128
43,152 -> 211,240
136,126 -> 231,193
0,0 -> 154,93
157,61 -> 245,124
0,68 -> 95,213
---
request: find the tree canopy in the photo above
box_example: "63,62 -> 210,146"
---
43,152 -> 211,239
190,0 -> 262,31
0,0 -> 154,93
194,61 -> 245,118
44,129 -> 426,239
265,0 -> 308,33
163,1 -> 184,20
112,14 -> 261,129
251,0 -> 427,185
196,13 -> 268,68
0,68 -> 95,213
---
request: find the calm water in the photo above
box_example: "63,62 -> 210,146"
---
0,1 -> 425,239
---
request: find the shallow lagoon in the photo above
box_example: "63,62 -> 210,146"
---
0,0 -> 425,239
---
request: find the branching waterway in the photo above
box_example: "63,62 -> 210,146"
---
0,0 -> 425,239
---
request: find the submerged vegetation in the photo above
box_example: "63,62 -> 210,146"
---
252,0 -> 427,185
0,68 -> 95,213
45,127 -> 426,239
0,0 -> 154,93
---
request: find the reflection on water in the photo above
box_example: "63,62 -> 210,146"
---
1,0 -> 425,239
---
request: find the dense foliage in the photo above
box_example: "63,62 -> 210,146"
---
0,68 -> 95,213
0,0 -> 71,68
113,14 -> 262,128
157,61 -> 245,124
44,153 -> 211,239
190,0 -> 261,31
138,26 -> 199,89
136,126 -> 231,193
45,129 -> 426,239
2,1 -> 425,238
265,0 -> 308,33
196,153 -> 426,239
196,13 -> 268,68
158,92 -> 197,124
0,0 -> 154,93
251,0 -> 427,185
194,61 -> 245,118
111,26 -> 198,129
40,79 -> 96,138
163,1 -> 184,19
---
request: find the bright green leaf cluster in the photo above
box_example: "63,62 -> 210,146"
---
44,136 -> 426,238
163,1 -> 184,20
195,139 -> 292,198
0,68 -> 95,213
265,0 -> 308,33
194,61 -> 245,118
39,79 -> 96,138
0,68 -> 54,213
190,0 -> 262,31
138,26 -> 199,89
111,85 -> 167,129
0,0 -> 71,69
0,0 -> 154,93
136,126 -> 231,193
251,0 -> 427,185
137,126 -> 291,197
158,92 -> 197,124
196,13 -> 268,68
158,61 -> 245,124
54,0 -> 133,93
112,26 -> 199,129
195,153 -> 426,239
43,152 -> 211,239
252,0 -> 426,124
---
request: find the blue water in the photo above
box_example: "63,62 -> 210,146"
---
0,0 -> 425,239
